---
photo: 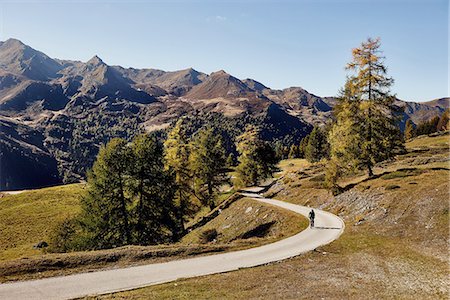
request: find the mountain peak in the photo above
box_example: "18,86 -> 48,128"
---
211,70 -> 229,77
87,55 -> 104,66
2,38 -> 25,47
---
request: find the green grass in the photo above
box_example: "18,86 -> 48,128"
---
0,184 -> 84,261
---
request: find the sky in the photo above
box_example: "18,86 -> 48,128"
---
0,0 -> 448,102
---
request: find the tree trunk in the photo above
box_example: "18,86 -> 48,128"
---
367,164 -> 374,177
207,181 -> 215,210
119,178 -> 131,245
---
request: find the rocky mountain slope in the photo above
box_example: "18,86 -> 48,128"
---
0,38 -> 448,190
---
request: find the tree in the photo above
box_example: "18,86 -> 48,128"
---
288,144 -> 299,159
189,127 -> 228,210
164,118 -> 195,231
78,138 -> 133,249
235,126 -> 278,187
327,37 -> 404,185
299,135 -> 309,158
226,153 -> 236,167
437,109 -> 450,131
305,126 -> 328,162
129,134 -> 180,243
404,119 -> 415,140
52,134 -> 183,252
416,116 -> 440,135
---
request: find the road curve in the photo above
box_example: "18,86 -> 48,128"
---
0,192 -> 344,300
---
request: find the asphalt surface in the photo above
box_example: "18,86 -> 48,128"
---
0,191 -> 344,300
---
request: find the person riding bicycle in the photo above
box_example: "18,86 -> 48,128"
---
309,209 -> 315,228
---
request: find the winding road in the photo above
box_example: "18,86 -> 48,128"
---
0,190 -> 344,300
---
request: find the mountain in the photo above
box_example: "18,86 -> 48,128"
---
0,38 -> 448,190
0,39 -> 62,81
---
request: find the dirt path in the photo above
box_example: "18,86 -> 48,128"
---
0,191 -> 344,300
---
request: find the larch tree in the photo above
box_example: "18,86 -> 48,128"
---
404,120 -> 415,140
189,127 -> 228,210
129,134 -> 180,243
305,126 -> 328,162
437,109 -> 450,131
327,37 -> 404,189
235,126 -> 278,187
79,138 -> 133,249
164,118 -> 195,231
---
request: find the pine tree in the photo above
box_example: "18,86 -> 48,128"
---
327,37 -> 404,183
404,119 -> 415,140
235,126 -> 278,187
164,118 -> 194,231
189,127 -> 227,210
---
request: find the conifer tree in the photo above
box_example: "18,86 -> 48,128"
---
288,144 -> 299,159
189,127 -> 227,210
129,134 -> 179,243
437,109 -> 450,131
327,37 -> 404,185
305,126 -> 328,162
416,116 -> 440,135
79,138 -> 133,249
299,135 -> 309,158
226,153 -> 235,168
404,119 -> 415,140
164,118 -> 194,231
235,126 -> 278,187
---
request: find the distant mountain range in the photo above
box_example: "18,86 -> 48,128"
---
0,38 -> 448,190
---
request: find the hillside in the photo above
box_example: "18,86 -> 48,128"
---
0,187 -> 306,282
100,133 -> 449,299
0,38 -> 448,190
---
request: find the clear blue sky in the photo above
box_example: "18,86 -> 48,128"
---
0,0 -> 448,101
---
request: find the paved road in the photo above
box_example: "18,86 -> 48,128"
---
0,192 -> 344,300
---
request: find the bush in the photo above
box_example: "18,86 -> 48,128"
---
47,218 -> 78,253
199,229 -> 218,243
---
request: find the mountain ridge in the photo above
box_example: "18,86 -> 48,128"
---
0,38 -> 448,190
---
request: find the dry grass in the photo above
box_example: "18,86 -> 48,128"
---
182,198 -> 307,244
277,158 -> 310,174
405,132 -> 449,149
97,134 -> 449,299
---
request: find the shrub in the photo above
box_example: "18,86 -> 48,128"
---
47,218 -> 78,253
200,229 -> 218,243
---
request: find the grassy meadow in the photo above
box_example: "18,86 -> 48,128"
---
0,184 -> 84,261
